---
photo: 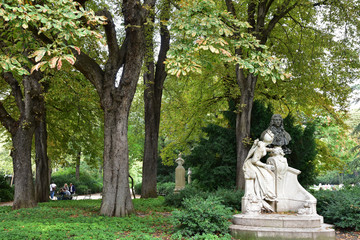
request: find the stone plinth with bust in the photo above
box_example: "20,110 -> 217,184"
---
230,114 -> 335,239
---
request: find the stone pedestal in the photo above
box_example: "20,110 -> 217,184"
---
230,214 -> 335,239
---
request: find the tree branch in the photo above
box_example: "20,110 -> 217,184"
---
261,2 -> 298,44
96,9 -> 121,70
2,72 -> 24,113
73,50 -> 105,97
0,101 -> 16,134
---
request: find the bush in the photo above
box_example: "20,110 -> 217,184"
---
171,195 -> 233,237
157,182 -> 175,196
51,168 -> 102,195
165,185 -> 207,208
212,188 -> 244,211
0,175 -> 13,202
312,186 -> 360,230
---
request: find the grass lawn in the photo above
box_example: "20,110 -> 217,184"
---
0,197 -> 176,239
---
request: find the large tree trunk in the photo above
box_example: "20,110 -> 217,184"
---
72,0 -> 156,216
12,127 -> 37,209
35,111 -> 50,203
141,0 -> 170,198
100,106 -> 134,216
235,70 -> 257,189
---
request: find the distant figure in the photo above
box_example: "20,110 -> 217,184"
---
50,183 -> 57,199
69,183 -> 76,195
261,114 -> 291,154
63,183 -> 69,191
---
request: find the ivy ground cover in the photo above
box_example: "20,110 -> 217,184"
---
0,197 -> 174,239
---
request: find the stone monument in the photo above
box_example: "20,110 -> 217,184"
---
174,153 -> 186,193
230,114 -> 335,239
187,168 -> 192,184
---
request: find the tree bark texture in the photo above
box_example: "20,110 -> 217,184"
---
35,109 -> 50,203
0,72 -> 44,209
141,0 -> 170,198
73,0 -> 156,216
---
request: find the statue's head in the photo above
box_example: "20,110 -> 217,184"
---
262,129 -> 274,145
270,114 -> 283,128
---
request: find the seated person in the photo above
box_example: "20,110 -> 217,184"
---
58,188 -> 72,200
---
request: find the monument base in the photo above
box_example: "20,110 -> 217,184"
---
230,213 -> 335,239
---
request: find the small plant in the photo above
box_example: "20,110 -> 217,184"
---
171,195 -> 233,237
0,175 -> 13,202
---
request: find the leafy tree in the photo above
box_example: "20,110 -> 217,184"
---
165,0 -> 359,190
0,0 -> 104,209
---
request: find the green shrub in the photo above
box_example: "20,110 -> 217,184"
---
134,182 -> 142,195
0,175 -> 13,202
212,188 -> 244,211
165,185 -> 207,208
171,195 -> 232,237
157,182 -> 175,196
51,168 -> 102,195
312,186 -> 360,230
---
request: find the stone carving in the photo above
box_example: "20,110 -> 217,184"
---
243,116 -> 317,215
187,168 -> 192,184
242,130 -> 276,212
233,115 -> 334,239
261,114 -> 292,154
174,153 -> 186,193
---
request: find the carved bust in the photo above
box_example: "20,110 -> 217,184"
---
261,114 -> 292,154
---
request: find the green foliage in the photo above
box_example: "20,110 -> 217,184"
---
166,0 -> 285,81
311,186 -> 360,230
314,116 -> 357,176
285,115 -> 318,187
165,186 -> 243,211
170,195 -> 232,237
0,175 -> 13,202
157,182 -> 175,196
0,198 -> 176,239
185,122 -> 236,190
165,185 -> 207,208
0,0 -> 106,75
46,72 -> 104,169
51,168 -> 102,194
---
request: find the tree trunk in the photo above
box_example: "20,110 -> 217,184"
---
100,106 -> 134,217
235,70 -> 257,190
35,111 -> 50,203
141,0 -> 170,198
142,70 -> 160,198
76,151 -> 81,180
12,127 -> 37,209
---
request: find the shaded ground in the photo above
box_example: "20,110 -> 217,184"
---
336,230 -> 360,240
0,197 -> 359,239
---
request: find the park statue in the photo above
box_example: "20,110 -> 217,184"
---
174,153 -> 186,193
242,116 -> 316,215
231,116 -> 335,239
261,114 -> 292,155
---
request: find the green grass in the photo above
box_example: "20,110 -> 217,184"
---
0,197 -> 175,239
